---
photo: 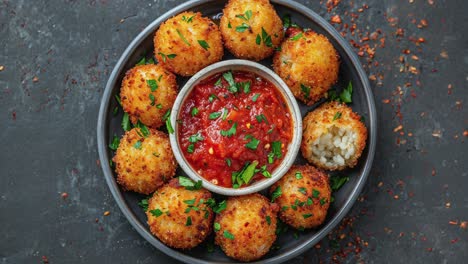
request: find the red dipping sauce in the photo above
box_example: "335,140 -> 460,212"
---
178,71 -> 293,188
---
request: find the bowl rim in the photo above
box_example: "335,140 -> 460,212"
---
96,0 -> 377,263
168,59 -> 303,196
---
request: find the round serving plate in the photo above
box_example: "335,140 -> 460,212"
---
97,0 -> 377,263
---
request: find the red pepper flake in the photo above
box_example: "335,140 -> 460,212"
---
395,28 -> 404,37
33,76 -> 39,82
12,111 -> 16,121
103,211 -> 110,216
41,256 -> 49,264
61,192 -> 68,199
96,159 -> 101,166
445,202 -> 451,208
418,37 -> 426,43
450,238 -> 459,244
394,125 -> 403,132
330,15 -> 342,24
463,130 -> 468,137
431,168 -> 436,176
382,99 -> 390,104
0,65 -> 4,71
440,50 -> 449,59
432,130 -> 442,138
426,247 -> 433,252
378,181 -> 383,187
449,220 -> 459,225
447,84 -> 453,95
393,195 -> 399,200
461,221 -> 468,230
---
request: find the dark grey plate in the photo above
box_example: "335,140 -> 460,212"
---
97,0 -> 377,263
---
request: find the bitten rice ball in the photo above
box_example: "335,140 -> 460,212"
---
214,194 -> 278,262
113,128 -> 176,194
154,11 -> 224,76
146,178 -> 214,249
120,64 -> 177,129
220,0 -> 284,61
301,101 -> 368,171
269,165 -> 331,229
273,30 -> 340,105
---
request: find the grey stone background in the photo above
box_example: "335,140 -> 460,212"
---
1,0 -> 466,263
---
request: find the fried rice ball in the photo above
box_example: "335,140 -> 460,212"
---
146,178 -> 214,249
273,30 -> 340,105
270,165 -> 331,229
120,64 -> 177,129
154,11 -> 223,76
301,101 -> 368,171
214,194 -> 278,262
220,0 -> 284,61
113,128 -> 176,194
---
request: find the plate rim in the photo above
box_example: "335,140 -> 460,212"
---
96,0 -> 377,263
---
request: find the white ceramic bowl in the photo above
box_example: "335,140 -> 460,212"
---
169,59 -> 302,196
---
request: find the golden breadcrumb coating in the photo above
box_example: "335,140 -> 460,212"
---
120,64 -> 177,129
146,179 -> 214,249
113,128 -> 176,194
301,101 -> 368,170
154,11 -> 224,76
273,30 -> 339,105
220,0 -> 284,61
270,165 -> 331,229
214,193 -> 278,262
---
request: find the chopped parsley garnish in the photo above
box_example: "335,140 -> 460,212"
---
122,112 -> 131,131
228,21 -> 232,28
330,175 -> 349,191
156,103 -> 162,109
209,112 -> 221,120
295,171 -> 303,179
182,15 -> 195,23
333,111 -> 342,121
271,186 -> 282,202
185,216 -> 192,226
158,52 -> 177,63
138,198 -> 149,211
255,114 -> 268,124
225,158 -> 232,167
222,71 -> 238,93
136,57 -> 146,65
282,14 -> 291,28
290,32 -> 303,41
178,176 -> 203,190
252,93 -> 260,102
187,143 -> 195,153
208,94 -> 218,102
240,160 -> 258,184
109,135 -> 120,151
340,81 -> 353,103
298,187 -> 307,195
146,79 -> 158,92
213,200 -> 227,214
115,94 -> 122,106
150,209 -> 163,217
183,198 -> 196,206
303,213 -> 313,219
214,78 -> 222,86
133,141 -> 142,149
191,107 -> 199,117
214,222 -> 221,232
256,27 -> 273,47
223,230 -> 234,240
163,109 -> 174,134
236,10 -> 252,21
301,84 -> 311,100
236,23 -> 249,33
241,81 -> 251,93
188,133 -> 203,143
152,152 -> 160,157
176,29 -> 191,46
320,197 -> 327,205
266,216 -> 271,225
245,137 -> 260,150
307,197 -> 313,205
271,141 -> 282,159
312,189 -> 320,198
220,122 -> 237,137
221,108 -> 229,120
198,40 -> 210,50
135,120 -> 150,137
149,93 -> 155,106
260,165 -> 271,178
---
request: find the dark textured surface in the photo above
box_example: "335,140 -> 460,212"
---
1,0 -> 466,263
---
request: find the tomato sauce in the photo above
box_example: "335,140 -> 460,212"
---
178,71 -> 293,188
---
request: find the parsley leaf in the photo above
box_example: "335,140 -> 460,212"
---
266,215 -> 271,225
146,79 -> 158,92
295,171 -> 303,179
182,15 -> 195,23
214,222 -> 221,232
290,32 -> 303,41
209,112 -> 221,120
223,230 -> 234,240
135,120 -> 150,137
158,52 -> 177,63
236,23 -> 250,32
178,176 -> 203,190
122,112 -> 131,131
176,29 -> 191,46
312,189 -> 320,198
330,175 -> 349,191
225,158 -> 232,167
271,141 -> 282,158
191,107 -> 199,117
133,141 -> 142,149
220,122 -> 237,137
301,84 -> 311,100
255,114 -> 268,124
213,200 -> 227,214
187,143 -> 195,153
185,216 -> 192,226
333,111 -> 342,121
252,93 -> 260,102
150,209 -> 163,217
261,27 -> 273,47
109,135 -> 120,151
298,187 -> 307,195
245,137 -> 260,150
222,71 -> 238,93
340,81 -> 353,103
198,40 -> 210,50
138,198 -> 149,211
303,213 -> 313,219
271,186 -> 282,202
188,133 -> 204,143
236,10 -> 252,21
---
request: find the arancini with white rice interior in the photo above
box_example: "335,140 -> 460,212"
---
269,165 -> 331,229
301,101 -> 367,171
273,30 -> 339,105
220,0 -> 284,61
154,11 -> 223,76
214,194 -> 278,262
120,64 -> 177,129
113,128 -> 176,195
146,178 -> 214,249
